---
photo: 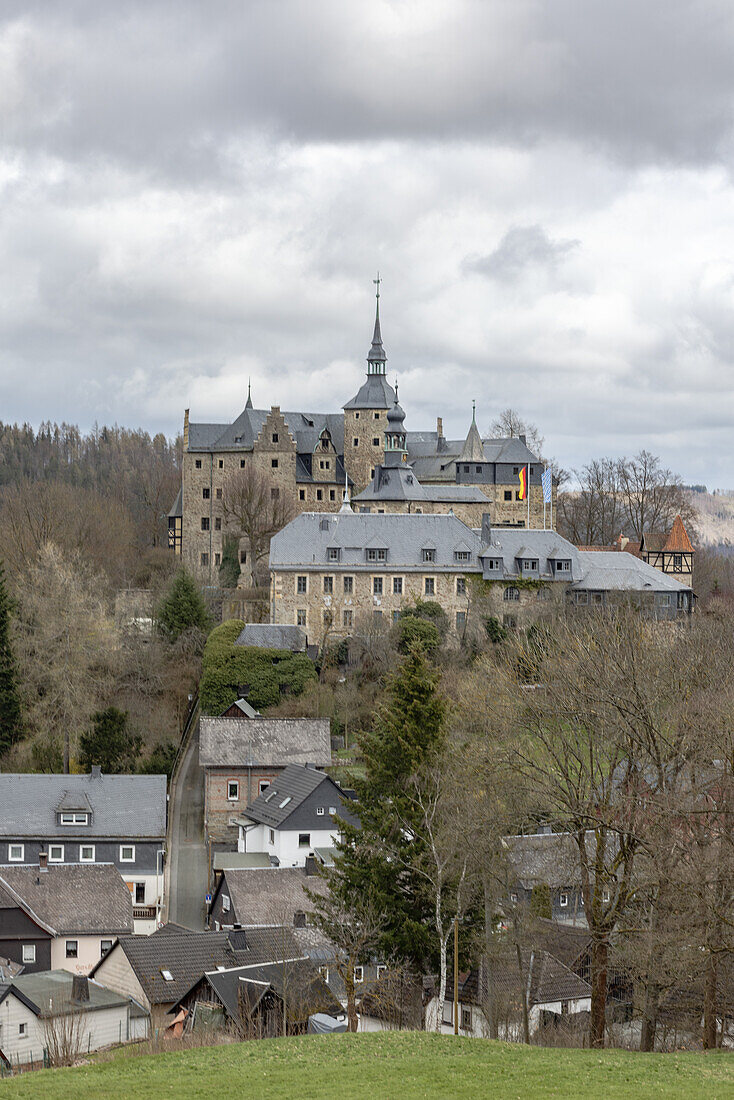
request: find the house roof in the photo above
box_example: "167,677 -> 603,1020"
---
664,515 -> 694,553
212,852 -> 273,872
188,409 -> 345,456
446,949 -> 591,1010
215,867 -> 328,925
480,528 -> 582,579
0,955 -> 23,982
199,718 -> 332,769
0,971 -> 131,1017
176,958 -> 341,1021
0,865 -> 133,936
504,832 -> 587,890
343,375 -> 396,411
242,765 -> 359,830
234,624 -> 307,652
223,698 -> 261,719
0,772 -> 167,839
93,924 -> 301,1006
573,551 -> 690,593
353,465 -> 489,505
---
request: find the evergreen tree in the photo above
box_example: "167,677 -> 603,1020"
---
78,707 -> 142,773
218,536 -> 241,588
0,561 -> 23,755
326,647 -> 446,970
155,568 -> 211,641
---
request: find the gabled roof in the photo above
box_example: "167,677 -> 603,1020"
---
573,551 -> 691,593
188,409 -> 345,456
0,773 -> 166,839
458,415 -> 485,463
353,465 -> 489,505
215,867 -> 328,925
223,698 -> 261,719
234,624 -> 307,652
175,958 -> 341,1020
93,924 -> 300,1006
0,971 -> 131,1017
0,865 -> 133,936
664,515 -> 694,553
242,765 -> 359,830
446,949 -> 591,1010
199,718 -> 331,769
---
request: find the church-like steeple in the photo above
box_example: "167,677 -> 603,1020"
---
366,273 -> 387,376
383,382 -> 408,467
245,379 -> 253,410
459,400 -> 485,463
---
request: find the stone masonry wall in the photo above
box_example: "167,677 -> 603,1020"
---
205,765 -> 284,845
343,408 -> 387,494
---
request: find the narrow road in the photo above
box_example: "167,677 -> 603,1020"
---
168,721 -> 208,930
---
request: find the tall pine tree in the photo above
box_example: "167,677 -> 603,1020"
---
0,561 -> 23,755
323,647 -> 446,970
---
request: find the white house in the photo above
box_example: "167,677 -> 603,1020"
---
233,765 -> 360,868
425,951 -> 592,1040
0,972 -> 135,1067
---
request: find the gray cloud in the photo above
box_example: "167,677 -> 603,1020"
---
464,225 -> 580,281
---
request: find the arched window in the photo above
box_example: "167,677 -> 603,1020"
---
503,586 -> 520,602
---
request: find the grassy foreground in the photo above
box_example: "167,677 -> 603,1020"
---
0,1032 -> 732,1100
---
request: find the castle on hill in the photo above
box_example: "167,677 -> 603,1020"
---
168,285 -> 554,584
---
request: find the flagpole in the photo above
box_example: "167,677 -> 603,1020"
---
543,467 -> 547,531
550,464 -> 553,531
527,463 -> 530,530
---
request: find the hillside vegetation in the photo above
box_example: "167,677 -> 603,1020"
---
1,1033 -> 731,1099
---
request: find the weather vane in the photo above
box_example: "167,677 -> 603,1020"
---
373,272 -> 381,299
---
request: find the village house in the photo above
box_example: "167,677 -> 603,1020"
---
233,765 -> 360,866
0,971 -> 141,1068
199,715 -> 332,851
269,512 -> 694,647
90,922 -> 298,1033
168,286 -> 554,581
579,515 -> 695,588
0,862 -> 133,975
0,770 -> 167,933
503,832 -> 592,927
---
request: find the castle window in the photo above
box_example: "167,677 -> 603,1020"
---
476,466 -> 482,473
515,491 -> 522,501
344,576 -> 353,594
456,577 -> 466,596
216,488 -> 222,500
214,552 -> 221,566
456,611 -> 466,631
317,489 -> 323,501
271,488 -> 280,500
195,459 -> 202,469
454,551 -> 471,562
215,518 -> 222,530
324,577 -> 334,594
504,587 -> 520,601
393,577 -> 402,595
371,468 -> 375,478
272,459 -> 278,468
373,577 -> 383,596
374,412 -> 380,420
513,467 -> 519,475
323,609 -> 332,626
392,610 -> 400,622
297,576 -> 307,594
330,490 -> 336,501
219,460 -> 223,469
353,438 -> 359,447
203,488 -> 210,499
343,610 -> 353,627
201,517 -> 210,531
373,438 -> 380,446
504,490 -> 512,501
201,553 -> 209,566
241,459 -> 246,468
530,466 -> 535,475
464,465 -> 470,473
424,578 -> 435,596
673,554 -> 683,571
366,548 -> 386,562
240,551 -> 247,563
355,412 -> 360,419
299,489 -> 305,500
328,548 -> 340,562
297,609 -> 306,626
422,548 -> 436,563
272,433 -> 279,443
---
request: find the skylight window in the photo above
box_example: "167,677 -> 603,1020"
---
264,790 -> 277,802
161,969 -> 174,981
279,797 -> 292,809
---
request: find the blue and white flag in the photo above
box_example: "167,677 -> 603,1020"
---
541,467 -> 553,503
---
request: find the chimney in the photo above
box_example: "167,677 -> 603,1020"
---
436,416 -> 443,439
183,409 -> 189,449
293,910 -> 307,928
72,975 -> 89,1003
90,765 -> 102,779
304,854 -> 318,877
481,513 -> 492,545
38,852 -> 48,871
519,433 -> 526,445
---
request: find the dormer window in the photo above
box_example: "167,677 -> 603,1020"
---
554,560 -> 571,573
454,551 -> 471,562
366,548 -> 387,562
521,559 -> 538,573
327,548 -> 341,562
58,812 -> 90,826
485,558 -> 502,571
422,548 -> 436,563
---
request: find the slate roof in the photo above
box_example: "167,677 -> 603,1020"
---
177,958 -> 341,1020
0,971 -> 130,1017
270,512 -> 483,571
93,924 -> 301,1006
407,433 -> 540,480
216,867 -> 328,925
242,765 -> 360,830
353,465 -> 490,505
504,832 -> 586,889
0,865 -> 133,935
480,528 -> 582,579
0,773 -> 166,839
573,551 -> 690,593
188,409 -> 345,455
343,375 -> 396,411
234,623 -> 307,651
199,717 -> 331,769
445,949 -> 591,1009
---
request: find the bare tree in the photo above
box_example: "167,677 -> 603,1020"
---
490,409 -> 545,457
221,466 -> 296,588
42,1000 -> 85,1067
556,458 -> 625,546
617,451 -> 697,540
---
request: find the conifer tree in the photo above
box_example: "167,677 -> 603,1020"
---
155,568 -> 211,641
324,647 -> 446,970
0,561 -> 23,755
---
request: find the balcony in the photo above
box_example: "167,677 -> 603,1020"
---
133,905 -> 158,921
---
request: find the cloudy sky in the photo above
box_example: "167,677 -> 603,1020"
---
2,1 -> 734,486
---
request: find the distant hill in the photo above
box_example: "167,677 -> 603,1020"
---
686,489 -> 734,550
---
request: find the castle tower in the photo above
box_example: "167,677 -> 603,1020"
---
383,386 -> 408,467
343,275 -> 396,492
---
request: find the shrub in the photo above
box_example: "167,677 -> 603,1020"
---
530,883 -> 552,920
155,569 -> 211,641
218,536 -> 241,589
199,620 -> 317,714
399,599 -> 448,640
395,616 -> 440,655
484,616 -> 507,644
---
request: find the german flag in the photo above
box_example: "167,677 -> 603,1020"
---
517,465 -> 527,500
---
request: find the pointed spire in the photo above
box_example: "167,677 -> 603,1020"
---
245,379 -> 253,410
459,402 -> 485,463
339,472 -> 353,513
366,273 -> 387,374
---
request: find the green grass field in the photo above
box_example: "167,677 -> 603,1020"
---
1,1032 -> 732,1100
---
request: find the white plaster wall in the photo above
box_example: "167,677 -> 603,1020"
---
245,824 -> 340,867
50,936 -> 118,976
0,992 -> 131,1065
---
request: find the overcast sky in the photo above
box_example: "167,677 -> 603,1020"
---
2,1 -> 734,487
